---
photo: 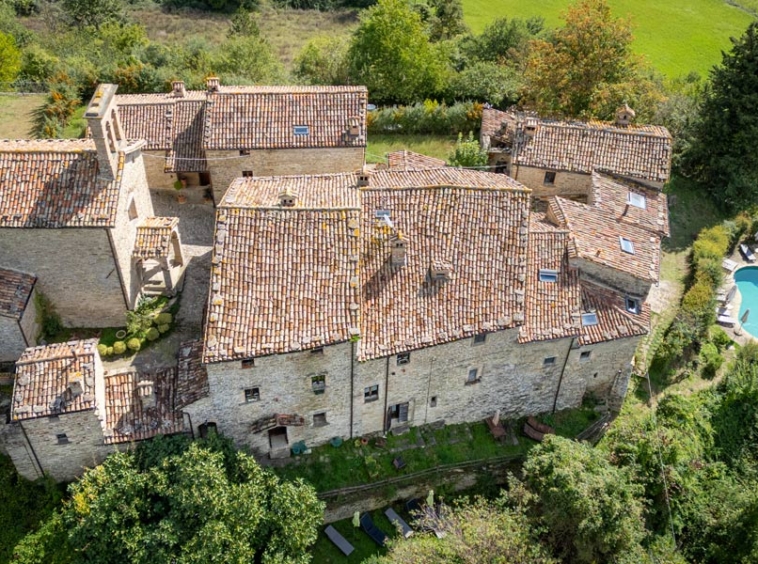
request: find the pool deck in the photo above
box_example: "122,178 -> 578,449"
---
718,248 -> 757,346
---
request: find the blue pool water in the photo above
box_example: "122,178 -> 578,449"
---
735,267 -> 758,336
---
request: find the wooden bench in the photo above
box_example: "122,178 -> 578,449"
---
527,416 -> 555,435
485,415 -> 507,441
324,525 -> 355,556
385,507 -> 414,538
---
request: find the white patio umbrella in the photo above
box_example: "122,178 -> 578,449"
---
726,285 -> 738,304
742,309 -> 750,324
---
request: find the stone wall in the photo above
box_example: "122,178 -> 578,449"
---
0,228 -> 127,327
19,287 -> 39,350
206,147 -> 366,203
142,150 -> 175,189
513,166 -> 591,200
0,317 -> 27,362
575,261 -> 652,299
110,150 -> 155,309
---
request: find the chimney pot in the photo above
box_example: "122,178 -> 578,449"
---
206,76 -> 220,93
390,233 -> 407,267
172,81 -> 186,98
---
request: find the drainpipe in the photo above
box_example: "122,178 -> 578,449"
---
423,357 -> 434,425
552,337 -> 575,414
349,340 -> 355,439
383,356 -> 390,433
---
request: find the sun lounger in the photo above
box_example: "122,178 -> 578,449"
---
718,314 -> 737,328
385,508 -> 414,538
527,416 -> 555,435
360,513 -> 388,546
740,244 -> 756,263
324,525 -> 355,556
723,259 -> 738,273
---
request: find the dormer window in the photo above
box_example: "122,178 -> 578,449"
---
619,237 -> 635,254
539,269 -> 559,282
627,192 -> 646,209
581,312 -> 599,326
625,297 -> 640,314
294,125 -> 309,136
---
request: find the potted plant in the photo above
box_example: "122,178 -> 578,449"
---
174,178 -> 187,204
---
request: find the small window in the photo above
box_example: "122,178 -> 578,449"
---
580,350 -> 592,361
473,334 -> 487,345
543,171 -> 556,185
56,433 -> 69,445
127,198 -> 138,221
364,385 -> 379,402
466,368 -> 479,383
627,192 -> 646,209
625,297 -> 640,314
244,387 -> 260,402
311,347 -> 324,355
294,125 -> 309,136
239,149 -> 250,156
313,412 -> 328,427
539,269 -> 559,282
543,356 -> 556,367
311,374 -> 326,394
430,396 -> 438,407
397,353 -> 410,366
619,237 -> 635,254
241,358 -> 254,369
242,170 -> 253,178
582,312 -> 599,326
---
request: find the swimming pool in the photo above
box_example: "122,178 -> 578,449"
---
735,266 -> 758,336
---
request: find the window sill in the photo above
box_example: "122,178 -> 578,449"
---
364,397 -> 379,403
465,379 -> 481,386
313,422 -> 329,428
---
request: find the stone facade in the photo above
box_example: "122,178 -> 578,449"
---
207,147 -> 365,203
0,286 -> 38,362
511,166 -> 592,200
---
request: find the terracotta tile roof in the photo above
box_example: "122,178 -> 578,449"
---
548,196 -> 661,284
133,217 -> 180,259
175,340 -> 209,409
386,150 -> 446,170
202,180 -> 361,363
590,172 -> 669,237
12,340 -> 99,420
118,101 -> 173,150
518,230 -> 581,343
102,368 -> 186,444
358,174 -> 531,360
222,173 -> 360,209
166,99 -> 207,173
481,108 -> 672,183
579,282 -> 650,345
204,86 -> 367,150
0,140 -> 124,228
0,267 -> 35,320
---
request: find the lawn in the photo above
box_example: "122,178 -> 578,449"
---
462,0 -> 756,78
0,95 -> 44,138
367,134 -> 456,164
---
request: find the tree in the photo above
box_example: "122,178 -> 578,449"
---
523,435 -> 647,563
427,0 -> 467,41
520,0 -> 660,121
61,0 -> 125,29
347,0 -> 450,104
681,22 -> 758,212
294,35 -> 350,85
13,435 -> 324,564
461,16 -> 542,65
448,131 -> 488,167
0,30 -> 20,85
366,494 -> 556,564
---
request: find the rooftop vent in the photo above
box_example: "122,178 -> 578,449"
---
171,81 -> 186,98
430,259 -> 453,281
615,104 -> 636,126
357,169 -> 371,187
279,187 -> 298,207
348,117 -> 360,136
67,375 -> 84,398
390,233 -> 407,267
206,76 -> 220,93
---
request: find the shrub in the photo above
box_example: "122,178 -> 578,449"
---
97,343 -> 109,357
700,342 -> 724,379
106,346 -> 114,356
448,131 -> 488,167
157,324 -> 170,334
709,326 -> 732,352
682,281 -> 716,324
155,313 -> 172,325
146,327 -> 160,341
692,225 -> 729,264
113,341 -> 127,355
367,100 -> 482,135
127,338 -> 141,351
694,257 -> 724,288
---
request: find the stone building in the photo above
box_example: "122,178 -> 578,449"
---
182,167 -> 663,459
480,106 -> 672,199
116,79 -> 368,203
0,339 -> 206,481
0,268 -> 38,363
0,84 -> 184,332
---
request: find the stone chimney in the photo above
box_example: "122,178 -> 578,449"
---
524,117 -> 538,137
357,168 -> 370,187
172,80 -> 186,98
206,76 -> 220,93
279,187 -> 298,207
348,116 -> 361,137
390,233 -> 407,267
84,84 -> 124,180
430,259 -> 453,281
67,374 -> 84,397
615,104 -> 636,126
136,380 -> 156,410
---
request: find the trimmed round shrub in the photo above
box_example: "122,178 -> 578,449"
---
113,341 -> 127,355
156,313 -> 172,325
106,347 -> 114,356
127,338 -> 141,351
97,343 -> 109,357
700,342 -> 724,379
158,323 -> 170,334
146,327 -> 160,341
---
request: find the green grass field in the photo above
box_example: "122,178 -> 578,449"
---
463,0 -> 756,77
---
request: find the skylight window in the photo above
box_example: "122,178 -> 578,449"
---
627,192 -> 647,209
293,125 -> 309,136
619,237 -> 635,254
581,312 -> 599,326
625,297 -> 640,314
539,269 -> 559,282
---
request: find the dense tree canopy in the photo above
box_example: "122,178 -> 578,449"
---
13,435 -> 324,564
681,22 -> 758,212
0,30 -> 20,84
